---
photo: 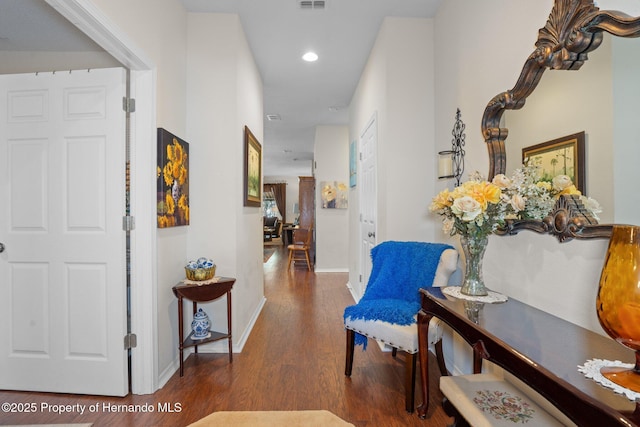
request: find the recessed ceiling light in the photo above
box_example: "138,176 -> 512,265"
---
302,52 -> 318,62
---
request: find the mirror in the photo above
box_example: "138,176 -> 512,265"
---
481,0 -> 640,242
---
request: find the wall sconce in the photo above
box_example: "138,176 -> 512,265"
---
438,108 -> 466,186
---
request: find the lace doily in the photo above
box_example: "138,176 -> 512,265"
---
183,276 -> 221,286
578,359 -> 640,401
442,286 -> 508,303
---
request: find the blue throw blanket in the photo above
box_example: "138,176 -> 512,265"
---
344,241 -> 453,348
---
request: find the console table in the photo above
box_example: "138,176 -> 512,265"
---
417,287 -> 639,425
172,277 -> 235,377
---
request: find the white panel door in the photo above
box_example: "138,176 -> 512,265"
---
0,68 -> 128,396
359,114 -> 377,298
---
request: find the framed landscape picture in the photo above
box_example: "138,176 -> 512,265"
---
244,126 -> 262,207
522,131 -> 585,193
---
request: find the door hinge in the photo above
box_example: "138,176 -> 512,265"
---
123,216 -> 135,231
122,97 -> 136,113
124,333 -> 137,350
359,274 -> 362,283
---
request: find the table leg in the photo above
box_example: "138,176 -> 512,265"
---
227,291 -> 233,363
192,301 -> 198,354
178,296 -> 184,377
417,309 -> 432,419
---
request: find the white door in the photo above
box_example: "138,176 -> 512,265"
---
359,113 -> 377,298
0,68 -> 128,396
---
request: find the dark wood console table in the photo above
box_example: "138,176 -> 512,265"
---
417,287 -> 639,425
172,277 -> 235,377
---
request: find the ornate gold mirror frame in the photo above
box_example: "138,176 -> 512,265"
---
481,0 -> 640,242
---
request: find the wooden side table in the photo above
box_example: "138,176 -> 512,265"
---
172,277 -> 235,377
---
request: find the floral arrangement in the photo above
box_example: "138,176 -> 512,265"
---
430,164 -> 601,238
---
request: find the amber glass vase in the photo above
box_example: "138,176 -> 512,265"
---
596,225 -> 640,392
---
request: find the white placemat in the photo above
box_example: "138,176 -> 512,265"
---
442,286 -> 508,303
183,276 -> 221,285
578,358 -> 640,401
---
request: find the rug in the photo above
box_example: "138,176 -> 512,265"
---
187,410 -> 355,427
263,248 -> 276,262
3,424 -> 93,427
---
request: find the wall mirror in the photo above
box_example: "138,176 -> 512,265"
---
481,0 -> 640,242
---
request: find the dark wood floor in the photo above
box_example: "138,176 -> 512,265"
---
0,245 -> 451,426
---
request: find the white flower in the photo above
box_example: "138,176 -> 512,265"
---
442,217 -> 455,235
552,175 -> 573,191
581,196 -> 602,221
451,196 -> 482,222
510,194 -> 526,212
492,174 -> 512,189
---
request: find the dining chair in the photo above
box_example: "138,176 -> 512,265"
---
343,241 -> 458,413
287,223 -> 313,270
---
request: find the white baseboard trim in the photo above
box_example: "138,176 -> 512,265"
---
159,296 -> 268,388
314,268 -> 349,273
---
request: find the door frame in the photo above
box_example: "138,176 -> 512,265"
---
358,112 -> 377,299
47,0 -> 158,394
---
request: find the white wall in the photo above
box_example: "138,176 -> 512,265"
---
314,125 -> 349,272
348,17 -> 436,297
433,0 -> 617,375
185,13 -> 265,365
89,1 -> 265,390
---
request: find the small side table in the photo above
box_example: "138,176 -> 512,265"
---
172,277 -> 235,377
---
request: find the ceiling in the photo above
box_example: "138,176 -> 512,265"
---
0,0 -> 443,177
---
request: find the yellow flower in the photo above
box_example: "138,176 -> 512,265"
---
557,184 -> 581,197
158,215 -> 168,228
178,165 -> 188,186
165,193 -> 175,215
430,189 -> 452,211
463,181 -> 501,210
163,163 -> 174,187
536,181 -> 552,191
178,194 -> 188,211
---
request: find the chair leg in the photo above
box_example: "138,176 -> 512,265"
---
304,249 -> 311,270
405,352 -> 417,413
392,347 -> 398,358
287,249 -> 293,270
345,329 -> 355,376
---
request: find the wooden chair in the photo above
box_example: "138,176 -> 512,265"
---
287,225 -> 313,270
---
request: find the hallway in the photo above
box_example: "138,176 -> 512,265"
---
0,245 -> 449,426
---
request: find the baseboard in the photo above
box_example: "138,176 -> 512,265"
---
315,267 -> 349,273
159,296 -> 268,388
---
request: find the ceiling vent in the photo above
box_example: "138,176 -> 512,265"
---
266,114 -> 281,121
299,1 -> 325,10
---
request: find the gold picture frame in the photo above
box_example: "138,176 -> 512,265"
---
522,131 -> 585,193
244,126 -> 262,207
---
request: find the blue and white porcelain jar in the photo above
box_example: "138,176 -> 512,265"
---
191,308 -> 210,339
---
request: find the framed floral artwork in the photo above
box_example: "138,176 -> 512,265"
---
522,131 -> 585,193
244,126 -> 262,207
320,181 -> 348,209
157,128 -> 189,227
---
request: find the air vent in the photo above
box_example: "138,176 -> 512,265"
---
299,1 -> 325,10
266,114 -> 281,121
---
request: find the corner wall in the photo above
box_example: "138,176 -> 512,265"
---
348,17 -> 436,298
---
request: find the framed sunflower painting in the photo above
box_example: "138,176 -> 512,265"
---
157,128 -> 190,228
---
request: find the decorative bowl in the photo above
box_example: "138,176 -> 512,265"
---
185,258 -> 216,281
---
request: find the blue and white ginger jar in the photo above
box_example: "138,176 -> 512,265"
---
191,308 -> 210,339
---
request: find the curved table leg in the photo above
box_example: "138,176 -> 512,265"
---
417,309 -> 433,419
